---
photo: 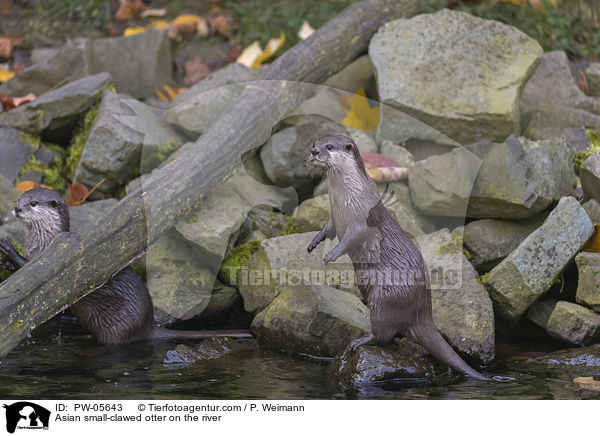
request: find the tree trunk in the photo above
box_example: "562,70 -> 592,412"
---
0,0 -> 420,358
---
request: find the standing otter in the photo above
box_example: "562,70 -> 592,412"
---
307,135 -> 488,380
0,188 -> 251,344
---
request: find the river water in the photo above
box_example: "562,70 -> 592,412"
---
0,316 -> 598,400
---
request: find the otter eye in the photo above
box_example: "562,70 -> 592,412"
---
326,144 -> 333,151
345,143 -> 352,150
30,201 -> 38,207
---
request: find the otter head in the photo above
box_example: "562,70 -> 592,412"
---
308,135 -> 368,178
13,188 -> 69,232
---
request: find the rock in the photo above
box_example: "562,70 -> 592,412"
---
484,197 -> 594,325
165,63 -> 254,136
0,39 -> 91,97
416,229 -> 495,363
408,147 -> 481,217
194,281 -> 241,323
583,199 -> 600,223
0,173 -> 18,217
74,93 -> 187,197
370,9 -> 542,144
523,106 -> 600,140
346,127 -> 378,154
236,206 -> 292,244
560,127 -> 592,153
68,199 -> 118,233
586,63 -> 600,97
575,252 -> 600,313
293,88 -> 347,123
0,73 -> 112,138
463,215 -> 545,271
292,195 -> 330,233
379,140 -> 414,167
329,338 -> 455,385
507,344 -> 600,378
145,229 -> 216,320
164,337 -> 254,365
323,55 -> 375,95
259,116 -> 346,198
0,128 -> 37,182
251,281 -> 370,357
173,162 -> 297,266
580,151 -> 600,201
546,301 -> 600,345
409,136 -> 577,219
526,298 -> 556,330
91,30 -> 173,99
237,232 -> 360,313
520,51 -> 600,116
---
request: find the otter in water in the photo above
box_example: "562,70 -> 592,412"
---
307,135 -> 489,380
0,188 -> 251,344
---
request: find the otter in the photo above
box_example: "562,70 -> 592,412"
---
0,188 -> 251,344
307,135 -> 489,380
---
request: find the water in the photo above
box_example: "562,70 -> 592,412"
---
0,316 -> 598,400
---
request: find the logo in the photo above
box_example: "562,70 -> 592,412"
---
3,402 -> 50,433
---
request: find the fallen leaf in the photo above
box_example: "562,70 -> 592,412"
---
169,14 -> 207,37
115,0 -> 147,21
124,26 -> 146,36
584,224 -> 600,252
361,153 -> 398,168
67,179 -> 106,206
577,70 -> 589,95
0,92 -> 35,110
155,84 -> 187,102
251,32 -> 285,68
236,41 -> 262,68
184,57 -> 211,86
338,87 -> 380,131
0,35 -> 24,59
501,0 -> 556,11
227,46 -> 242,62
150,20 -> 171,30
16,181 -> 54,193
209,14 -> 232,39
141,7 -> 167,18
197,18 -> 210,37
0,68 -> 14,82
297,20 -> 315,40
0,0 -> 13,14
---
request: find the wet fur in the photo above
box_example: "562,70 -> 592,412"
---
308,135 -> 488,380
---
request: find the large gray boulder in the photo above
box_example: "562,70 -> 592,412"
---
165,63 -> 254,137
416,229 -> 495,363
237,231 -> 360,313
507,345 -> 600,379
520,51 -> 600,116
292,194 -> 330,233
369,9 -> 542,144
0,128 -> 37,182
583,199 -> 600,224
0,39 -> 91,96
575,252 -> 600,313
410,136 -> 576,218
251,281 -> 370,357
586,63 -> 600,97
91,30 -> 173,99
0,73 -> 111,137
580,151 -> 600,201
74,94 -> 187,197
463,215 -> 545,271
485,197 -> 594,325
523,106 -> 600,140
528,300 -> 600,346
329,338 -> 455,385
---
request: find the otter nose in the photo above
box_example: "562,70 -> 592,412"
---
310,148 -> 319,156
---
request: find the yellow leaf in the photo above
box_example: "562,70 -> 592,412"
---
124,26 -> 146,36
155,85 -> 186,102
236,41 -> 262,68
155,88 -> 169,101
150,20 -> 171,29
251,32 -> 285,69
0,68 -> 14,82
338,87 -> 380,131
297,20 -> 315,40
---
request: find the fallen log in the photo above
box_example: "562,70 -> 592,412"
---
0,0 -> 420,358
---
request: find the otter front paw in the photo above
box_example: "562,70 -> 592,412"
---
323,248 -> 341,264
0,239 -> 17,259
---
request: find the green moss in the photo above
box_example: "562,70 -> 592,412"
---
279,216 -> 300,236
218,240 -> 261,287
19,131 -> 41,150
437,231 -> 471,259
187,215 -> 199,224
13,319 -> 24,330
574,130 -> 600,174
17,154 -> 66,192
478,272 -> 489,285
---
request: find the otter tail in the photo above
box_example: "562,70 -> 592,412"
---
409,323 -> 490,381
153,328 -> 253,340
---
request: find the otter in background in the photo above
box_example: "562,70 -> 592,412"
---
0,188 -> 251,344
307,134 -> 489,380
